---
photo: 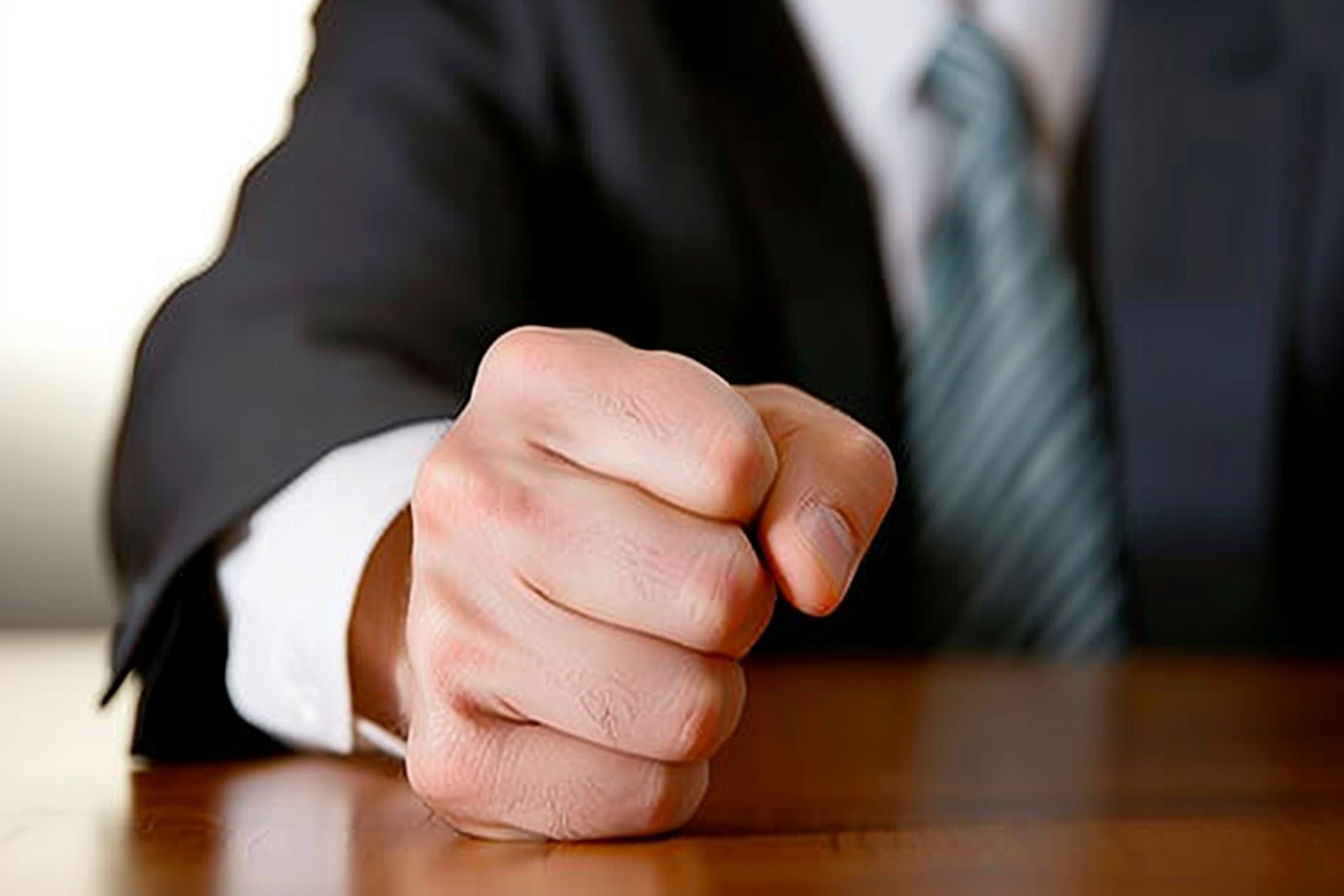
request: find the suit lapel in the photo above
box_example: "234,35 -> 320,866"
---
657,0 -> 898,440
1092,0 -> 1295,643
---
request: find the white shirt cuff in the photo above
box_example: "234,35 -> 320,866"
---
217,419 -> 449,753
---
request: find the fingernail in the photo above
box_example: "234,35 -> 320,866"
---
798,503 -> 857,604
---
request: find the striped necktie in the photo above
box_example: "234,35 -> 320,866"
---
905,18 -> 1126,656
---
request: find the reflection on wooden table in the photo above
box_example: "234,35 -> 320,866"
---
3,634 -> 1344,894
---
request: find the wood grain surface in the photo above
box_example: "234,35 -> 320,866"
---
3,633 -> 1343,895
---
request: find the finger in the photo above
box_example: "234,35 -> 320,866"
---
413,435 -> 775,656
413,557 -> 748,764
502,458 -> 776,658
737,384 -> 898,617
407,706 -> 708,841
471,326 -> 777,522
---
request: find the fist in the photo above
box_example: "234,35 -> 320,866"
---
400,327 -> 895,839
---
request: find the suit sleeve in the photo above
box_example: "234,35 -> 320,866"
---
105,0 -> 557,758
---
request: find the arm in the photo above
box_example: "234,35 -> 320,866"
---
107,0 -> 554,756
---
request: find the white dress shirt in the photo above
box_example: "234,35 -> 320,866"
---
218,0 -> 1108,754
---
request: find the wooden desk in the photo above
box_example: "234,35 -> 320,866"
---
3,633 -> 1343,895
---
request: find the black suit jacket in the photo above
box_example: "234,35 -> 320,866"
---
106,0 -> 1344,759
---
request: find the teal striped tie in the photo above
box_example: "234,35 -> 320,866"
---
906,19 -> 1126,656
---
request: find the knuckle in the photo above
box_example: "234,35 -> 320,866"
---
644,349 -> 718,389
478,325 -> 557,390
418,450 -> 542,538
410,434 -> 478,530
665,660 -> 746,762
420,615 -> 491,692
628,762 -> 702,834
409,448 -> 450,527
684,534 -> 773,656
405,577 -> 499,705
700,414 -> 776,516
483,473 -> 543,534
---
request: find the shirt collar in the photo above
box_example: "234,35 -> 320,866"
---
782,0 -> 1109,160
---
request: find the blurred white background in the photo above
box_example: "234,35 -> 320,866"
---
0,1 -> 319,625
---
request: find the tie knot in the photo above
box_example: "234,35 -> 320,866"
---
922,19 -> 1031,141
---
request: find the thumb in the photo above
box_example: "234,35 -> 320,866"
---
737,384 -> 898,617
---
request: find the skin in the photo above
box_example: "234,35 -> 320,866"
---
349,326 -> 898,840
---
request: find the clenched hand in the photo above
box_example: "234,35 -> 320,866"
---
350,327 -> 896,840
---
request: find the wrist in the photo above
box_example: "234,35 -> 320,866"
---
349,507 -> 414,740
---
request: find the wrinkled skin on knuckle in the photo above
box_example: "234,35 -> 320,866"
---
594,382 -> 678,444
535,783 -> 589,841
574,673 -> 642,749
517,763 -> 698,841
524,760 -> 706,839
608,526 -> 683,609
491,778 -> 586,841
